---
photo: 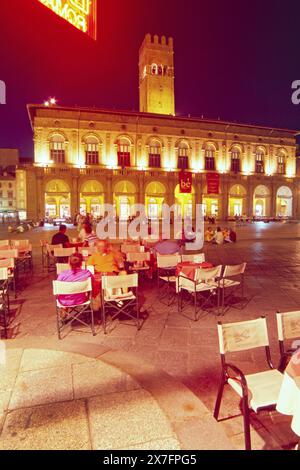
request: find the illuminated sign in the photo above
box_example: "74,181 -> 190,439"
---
38,0 -> 97,39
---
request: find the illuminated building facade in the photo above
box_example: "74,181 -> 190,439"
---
22,34 -> 299,221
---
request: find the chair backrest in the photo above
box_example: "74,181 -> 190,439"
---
0,258 -> 14,269
0,245 -> 11,251
217,318 -> 270,354
223,262 -> 247,278
0,249 -> 19,260
86,265 -> 95,275
11,240 -> 30,248
121,244 -> 144,254
127,252 -> 150,263
53,278 -> 92,296
157,254 -> 181,269
181,253 -> 205,263
0,267 -> 9,281
56,263 -> 70,275
102,273 -> 138,291
46,244 -> 62,254
277,311 -> 300,341
78,246 -> 97,256
195,265 -> 222,283
0,240 -> 10,247
54,247 -> 76,258
40,240 -> 49,247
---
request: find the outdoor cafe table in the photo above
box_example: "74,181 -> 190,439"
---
175,261 -> 213,281
277,349 -> 300,439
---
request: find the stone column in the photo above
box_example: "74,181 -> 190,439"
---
71,175 -> 79,218
247,178 -> 253,217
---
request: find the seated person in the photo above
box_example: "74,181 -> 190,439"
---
205,227 -> 214,243
229,228 -> 237,243
83,224 -> 98,247
87,240 -> 125,274
52,224 -> 70,248
223,227 -> 231,243
57,253 -> 95,307
153,238 -> 180,255
213,227 -> 224,245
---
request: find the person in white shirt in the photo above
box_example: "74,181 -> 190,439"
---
213,227 -> 224,245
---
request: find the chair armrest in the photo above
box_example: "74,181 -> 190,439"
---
224,363 -> 248,396
178,274 -> 197,286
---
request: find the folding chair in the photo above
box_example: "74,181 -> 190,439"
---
214,318 -> 283,450
14,243 -> 33,273
46,244 -> 62,271
40,240 -> 49,269
53,278 -> 95,340
276,310 -> 300,372
0,250 -> 19,298
56,263 -> 70,276
0,240 -> 10,247
0,258 -> 16,299
177,265 -> 222,320
101,274 -> 139,334
121,244 -> 144,255
157,254 -> 181,306
127,252 -> 150,276
0,245 -> 11,251
220,263 -> 247,314
0,267 -> 10,339
53,247 -> 76,264
78,246 -> 97,257
181,253 -> 205,263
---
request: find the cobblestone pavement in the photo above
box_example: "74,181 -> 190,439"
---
1,221 -> 300,450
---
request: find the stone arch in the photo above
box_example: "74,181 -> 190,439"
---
229,184 -> 247,197
145,181 -> 167,219
115,134 -> 134,146
253,184 -> 271,217
45,179 -> 70,193
228,184 -> 247,217
202,141 -> 219,151
146,135 -> 165,148
44,179 -> 71,219
82,133 -> 102,145
175,138 -> 191,150
80,180 -> 104,194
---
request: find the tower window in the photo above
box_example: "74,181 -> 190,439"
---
277,154 -> 286,174
151,64 -> 158,75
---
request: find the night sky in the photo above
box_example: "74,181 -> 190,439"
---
1,0 -> 300,157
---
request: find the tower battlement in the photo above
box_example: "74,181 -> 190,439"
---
140,34 -> 174,53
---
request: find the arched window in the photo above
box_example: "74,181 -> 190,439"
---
178,142 -> 189,170
50,134 -> 65,164
277,151 -> 286,175
149,141 -> 161,168
205,145 -> 216,171
85,136 -> 99,165
158,65 -> 163,75
255,148 -> 265,174
117,138 -> 131,168
231,147 -> 241,173
151,64 -> 158,75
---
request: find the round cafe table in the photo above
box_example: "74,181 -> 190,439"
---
277,349 -> 300,439
176,261 -> 213,281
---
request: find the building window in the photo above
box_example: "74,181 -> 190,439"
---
0,191 -> 2,198
149,145 -> 161,168
50,135 -> 65,164
231,150 -> 241,173
8,201 -> 13,208
118,143 -> 131,168
7,191 -> 13,199
255,151 -> 264,174
8,183 -> 12,189
86,143 -> 99,165
205,148 -> 216,171
178,145 -> 189,170
277,154 -> 286,174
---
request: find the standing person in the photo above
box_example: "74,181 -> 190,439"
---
51,224 -> 70,247
84,224 -> 98,246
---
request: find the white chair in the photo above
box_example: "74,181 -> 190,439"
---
276,310 -> 300,371
121,244 -> 144,254
127,252 -> 150,274
46,244 -> 62,271
177,265 -> 222,320
56,263 -> 70,275
220,263 -> 247,314
101,274 -> 139,334
0,267 -> 10,339
181,253 -> 205,263
11,240 -> 30,249
53,278 -> 95,339
157,254 -> 181,306
0,240 -> 10,247
53,247 -> 76,259
0,258 -> 16,299
78,246 -> 97,256
214,318 -> 283,450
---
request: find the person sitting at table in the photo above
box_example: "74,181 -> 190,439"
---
212,227 -> 224,245
51,224 -> 70,248
57,253 -> 96,307
205,227 -> 214,243
229,228 -> 237,243
153,238 -> 180,255
87,240 -> 125,274
223,227 -> 231,243
83,224 -> 98,247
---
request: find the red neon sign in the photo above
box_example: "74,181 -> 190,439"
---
38,0 -> 97,40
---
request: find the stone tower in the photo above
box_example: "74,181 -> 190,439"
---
139,34 -> 175,115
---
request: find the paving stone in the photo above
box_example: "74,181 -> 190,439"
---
19,348 -> 95,372
0,400 -> 90,450
73,360 -> 141,399
9,366 -> 73,410
88,389 -> 177,449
